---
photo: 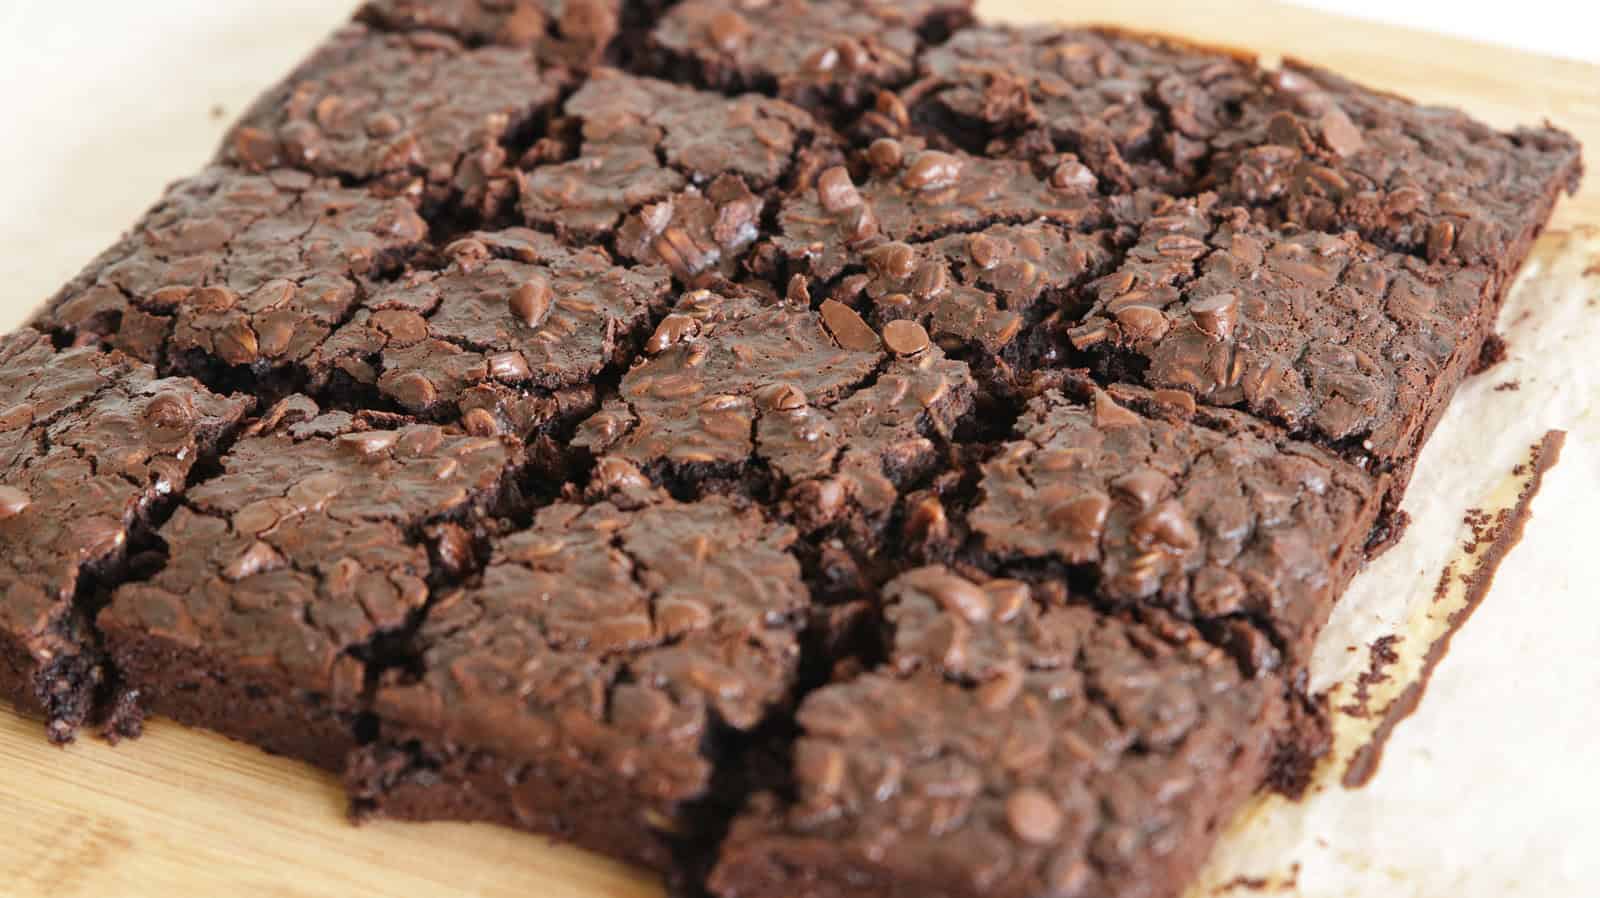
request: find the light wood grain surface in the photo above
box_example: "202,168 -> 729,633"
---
2,3 -> 1595,896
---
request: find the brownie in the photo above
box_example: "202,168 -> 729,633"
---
1063,195 -> 1500,499
348,476 -> 809,872
0,330 -> 249,741
904,25 -> 1260,190
31,166 -> 428,378
358,0 -> 635,68
96,396 -> 519,769
822,221 -> 1116,379
904,26 -> 1583,265
575,288 -> 975,536
650,0 -> 976,110
314,227 -> 672,437
710,566 -> 1285,898
0,4 -> 1585,898
769,138 -> 1105,281
969,384 -> 1381,672
224,25 -> 566,215
519,68 -> 829,252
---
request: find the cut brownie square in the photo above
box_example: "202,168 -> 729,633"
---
650,0 -> 975,110
769,138 -> 1105,281
711,566 -> 1284,898
905,25 -> 1260,191
314,227 -> 672,438
519,68 -> 830,265
96,397 -> 520,769
821,221 -> 1116,387
347,479 -> 809,872
0,330 -> 250,741
904,26 -> 1583,266
575,288 -> 975,538
968,384 -> 1380,673
224,25 -> 567,215
31,167 -> 427,381
357,0 -> 641,68
1063,195 -> 1500,499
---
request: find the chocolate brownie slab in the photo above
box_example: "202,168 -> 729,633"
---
348,480 -> 809,872
31,167 -> 427,379
769,139 -> 1105,281
905,27 -> 1583,265
1063,196 -> 1499,498
0,330 -> 249,741
969,385 -> 1380,672
315,228 -> 671,437
711,566 -> 1284,898
96,397 -> 519,769
575,289 -> 974,536
358,0 -> 637,68
650,0 -> 975,110
225,25 -> 566,215
519,68 -> 829,253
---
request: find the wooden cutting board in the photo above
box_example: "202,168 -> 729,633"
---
2,3 -> 1594,896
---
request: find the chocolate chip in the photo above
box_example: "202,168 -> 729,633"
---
144,392 -> 195,431
924,572 -> 991,624
1115,305 -> 1170,342
1192,566 -> 1246,616
223,540 -> 286,581
882,320 -> 931,357
1427,219 -> 1457,262
875,90 -> 910,130
865,242 -> 917,280
816,167 -> 862,212
509,276 -> 553,327
967,233 -> 1003,269
337,430 -> 401,459
757,383 -> 808,411
705,9 -> 750,51
902,151 -> 963,192
904,495 -> 949,545
819,300 -> 881,352
909,262 -> 948,301
842,204 -> 880,244
1006,788 -> 1064,843
1317,105 -> 1365,157
657,597 -> 714,635
215,322 -> 260,365
1190,292 -> 1239,341
0,485 -> 31,519
867,138 -> 904,173
592,457 -> 652,494
647,313 -> 701,355
1048,493 -> 1110,542
1092,391 -> 1142,429
388,372 -> 439,409
1150,389 -> 1197,418
487,352 -> 532,382
461,407 -> 500,437
1133,500 -> 1200,551
803,45 -> 839,74
1050,159 -> 1097,192
1112,468 -> 1169,509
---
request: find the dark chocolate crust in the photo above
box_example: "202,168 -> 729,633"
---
0,4 -> 1583,898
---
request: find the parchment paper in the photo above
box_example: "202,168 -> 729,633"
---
1,3 -> 1595,896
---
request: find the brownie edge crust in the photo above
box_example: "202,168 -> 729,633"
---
0,3 -> 1582,898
